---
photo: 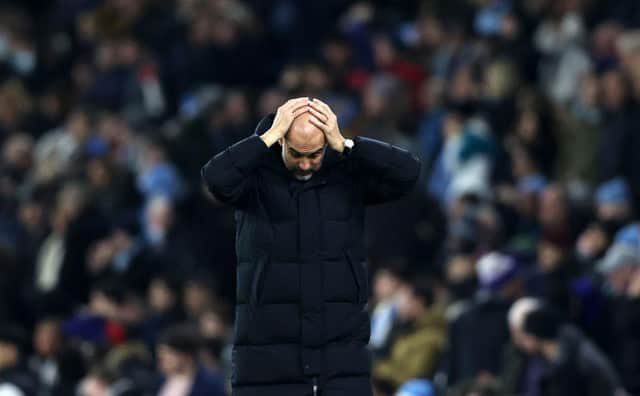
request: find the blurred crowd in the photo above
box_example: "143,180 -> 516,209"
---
0,0 -> 640,395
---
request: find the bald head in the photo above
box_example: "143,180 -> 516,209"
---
286,113 -> 326,151
280,113 -> 327,181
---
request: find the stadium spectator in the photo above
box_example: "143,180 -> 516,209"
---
155,324 -> 226,396
373,276 -> 446,392
521,306 -> 627,396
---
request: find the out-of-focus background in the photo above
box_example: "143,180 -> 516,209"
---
0,0 -> 640,395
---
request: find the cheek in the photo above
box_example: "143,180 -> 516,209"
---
312,156 -> 324,166
284,155 -> 298,168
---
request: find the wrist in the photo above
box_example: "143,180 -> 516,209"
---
260,128 -> 282,147
330,133 -> 347,153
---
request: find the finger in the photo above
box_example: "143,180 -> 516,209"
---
308,100 -> 329,114
285,97 -> 311,108
308,102 -> 334,124
308,106 -> 328,122
309,116 -> 328,131
311,98 -> 335,117
286,99 -> 311,116
290,101 -> 309,114
292,105 -> 309,118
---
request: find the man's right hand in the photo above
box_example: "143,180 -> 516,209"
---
260,97 -> 310,147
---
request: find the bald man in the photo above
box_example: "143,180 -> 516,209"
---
202,97 -> 421,396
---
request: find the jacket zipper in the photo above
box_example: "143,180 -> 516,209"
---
313,376 -> 318,396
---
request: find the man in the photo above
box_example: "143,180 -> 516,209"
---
155,325 -> 226,396
373,276 -> 446,391
445,252 -> 524,386
201,97 -> 421,395
521,307 -> 628,396
77,366 -> 140,396
500,297 -> 545,395
0,325 -> 37,396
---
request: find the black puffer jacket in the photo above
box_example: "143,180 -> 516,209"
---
201,115 -> 421,396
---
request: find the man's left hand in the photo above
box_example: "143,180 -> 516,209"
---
308,98 -> 345,153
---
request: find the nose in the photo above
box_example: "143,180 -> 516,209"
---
299,160 -> 311,171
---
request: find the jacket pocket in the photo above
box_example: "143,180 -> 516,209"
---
250,255 -> 269,307
248,255 -> 268,343
345,249 -> 367,303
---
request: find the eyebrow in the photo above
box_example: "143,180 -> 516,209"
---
288,144 -> 326,157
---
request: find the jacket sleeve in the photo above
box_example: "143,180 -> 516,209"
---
201,135 -> 269,207
581,345 -> 624,396
349,136 -> 422,205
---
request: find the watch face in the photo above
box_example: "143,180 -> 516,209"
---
345,139 -> 354,149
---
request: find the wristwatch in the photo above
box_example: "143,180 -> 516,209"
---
342,138 -> 354,156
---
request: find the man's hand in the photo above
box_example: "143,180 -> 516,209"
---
261,97 -> 310,147
308,98 -> 346,152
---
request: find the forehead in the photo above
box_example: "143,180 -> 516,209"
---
286,128 -> 325,153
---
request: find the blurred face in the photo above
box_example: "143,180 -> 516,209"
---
258,89 -> 286,117
224,92 -> 249,124
199,311 -> 226,338
417,16 -> 443,48
0,342 -> 18,368
211,19 -> 237,45
450,67 -> 476,101
117,39 -> 140,65
597,202 -> 630,221
2,133 -> 33,170
157,345 -> 189,375
373,36 -> 395,67
280,114 -> 326,181
396,285 -> 421,321
442,113 -> 464,139
148,279 -> 175,313
537,241 -> 565,272
86,159 -> 111,188
608,264 -> 638,295
79,376 -> 109,396
189,16 -> 211,45
538,186 -> 568,226
516,110 -> 539,142
34,320 -> 61,357
146,197 -> 173,232
373,270 -> 401,302
18,200 -> 44,231
183,284 -> 211,317
88,291 -> 118,319
67,111 -> 91,140
303,65 -> 330,93
576,224 -> 608,258
322,41 -> 349,68
363,88 -> 386,116
446,255 -> 475,283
